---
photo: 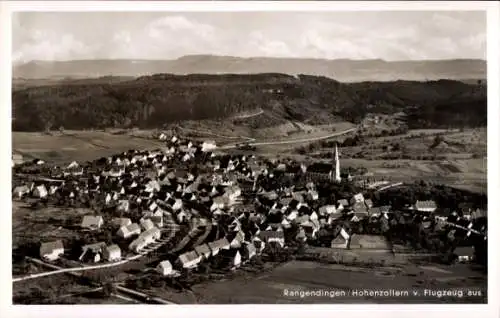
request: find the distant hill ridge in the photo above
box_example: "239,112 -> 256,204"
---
13,55 -> 486,82
12,72 -> 486,132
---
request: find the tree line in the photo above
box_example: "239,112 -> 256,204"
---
12,74 -> 486,132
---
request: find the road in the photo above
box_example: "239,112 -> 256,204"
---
231,108 -> 264,120
12,226 -> 179,283
17,257 -> 176,304
219,127 -> 357,150
176,126 -> 255,142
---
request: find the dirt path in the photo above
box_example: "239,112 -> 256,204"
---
231,108 -> 264,120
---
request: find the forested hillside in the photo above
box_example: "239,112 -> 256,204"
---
11,73 -> 486,131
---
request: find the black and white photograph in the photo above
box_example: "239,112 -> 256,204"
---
3,0 -> 499,315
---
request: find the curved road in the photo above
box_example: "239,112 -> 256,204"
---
220,127 -> 357,150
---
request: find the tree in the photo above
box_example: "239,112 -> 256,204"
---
430,134 -> 444,149
102,282 -> 116,298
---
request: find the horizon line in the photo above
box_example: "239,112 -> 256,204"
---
13,55 -> 487,66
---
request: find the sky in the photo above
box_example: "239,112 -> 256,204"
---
12,11 -> 486,64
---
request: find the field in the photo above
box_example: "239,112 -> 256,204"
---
12,120 -> 355,165
188,260 -> 486,304
295,127 -> 487,194
13,130 -> 166,165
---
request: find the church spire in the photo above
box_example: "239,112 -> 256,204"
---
334,143 -> 341,183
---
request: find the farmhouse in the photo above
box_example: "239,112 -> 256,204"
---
454,246 -> 475,263
39,240 -> 64,261
12,185 -> 30,199
129,238 -> 147,254
103,244 -> 121,262
337,199 -> 349,211
350,193 -> 365,206
319,205 -> 337,216
258,230 -> 285,248
241,242 -> 257,261
117,223 -> 141,239
194,244 -> 212,260
156,260 -> 174,276
79,242 -> 106,263
81,215 -> 104,230
177,251 -> 202,269
201,140 -> 217,152
414,200 -> 437,213
139,227 -> 161,245
111,217 -> 132,228
140,218 -> 155,231
12,153 -> 24,166
331,227 -> 350,249
33,185 -> 48,198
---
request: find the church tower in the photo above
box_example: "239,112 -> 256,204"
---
331,143 -> 341,183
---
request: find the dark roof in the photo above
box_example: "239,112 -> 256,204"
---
259,230 -> 285,240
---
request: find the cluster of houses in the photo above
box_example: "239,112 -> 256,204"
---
15,134 -> 487,273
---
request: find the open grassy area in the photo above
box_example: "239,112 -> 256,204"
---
188,260 -> 486,304
13,131 -> 166,165
12,120 -> 355,165
294,127 -> 487,193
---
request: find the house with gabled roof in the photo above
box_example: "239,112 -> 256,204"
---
241,242 -> 257,261
177,250 -> 201,269
81,215 -> 104,230
140,218 -> 155,231
258,230 -> 285,248
139,227 -> 161,245
471,208 -> 486,220
337,199 -> 349,211
319,205 -> 337,216
364,199 -> 374,209
79,242 -> 106,263
116,199 -> 130,213
210,196 -> 228,211
117,223 -> 141,239
149,215 -> 164,228
111,217 -> 132,229
229,231 -> 245,249
194,244 -> 212,260
307,190 -> 319,201
286,210 -> 298,221
157,260 -> 174,276
368,207 -> 381,218
350,193 -> 365,206
454,246 -> 475,263
352,201 -> 368,216
414,200 -> 437,213
12,185 -> 30,199
129,237 -> 147,254
208,238 -> 231,256
252,237 -> 266,255
40,240 -> 64,261
103,244 -> 121,262
331,227 -> 350,249
33,184 -> 48,198
172,199 -> 183,211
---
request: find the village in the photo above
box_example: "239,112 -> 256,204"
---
11,133 -> 488,304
